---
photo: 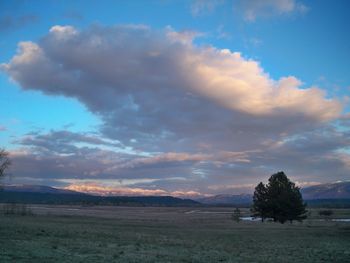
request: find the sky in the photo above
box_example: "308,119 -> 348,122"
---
0,0 -> 350,197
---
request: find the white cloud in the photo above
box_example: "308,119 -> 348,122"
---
2,25 -> 341,124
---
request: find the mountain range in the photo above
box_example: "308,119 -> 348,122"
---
1,181 -> 350,207
197,181 -> 350,205
300,181 -> 350,199
3,185 -> 82,195
0,185 -> 199,206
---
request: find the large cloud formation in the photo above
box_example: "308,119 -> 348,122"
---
3,25 -> 340,119
1,25 -> 348,195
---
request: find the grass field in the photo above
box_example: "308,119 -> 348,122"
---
0,206 -> 350,262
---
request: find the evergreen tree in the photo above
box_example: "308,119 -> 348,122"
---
232,207 -> 241,222
252,172 -> 307,224
251,182 -> 269,222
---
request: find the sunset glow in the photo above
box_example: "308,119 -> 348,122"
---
1,0 -> 349,197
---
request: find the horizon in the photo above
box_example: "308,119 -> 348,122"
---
3,179 -> 350,199
1,0 -> 350,197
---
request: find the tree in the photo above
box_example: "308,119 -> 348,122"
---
231,208 -> 241,222
319,210 -> 333,221
251,182 -> 269,222
251,172 -> 307,224
0,148 -> 11,181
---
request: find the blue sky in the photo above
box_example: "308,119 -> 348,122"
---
1,0 -> 349,196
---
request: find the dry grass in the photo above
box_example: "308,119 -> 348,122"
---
0,206 -> 349,262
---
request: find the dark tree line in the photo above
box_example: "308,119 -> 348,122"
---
251,171 -> 307,224
0,148 -> 11,190
0,148 -> 11,178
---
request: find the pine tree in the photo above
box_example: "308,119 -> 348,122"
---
285,182 -> 307,223
252,172 -> 307,224
251,182 -> 269,222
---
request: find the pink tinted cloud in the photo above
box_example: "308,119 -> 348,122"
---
64,182 -> 209,198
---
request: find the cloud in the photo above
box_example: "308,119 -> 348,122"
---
7,130 -> 204,182
16,130 -> 121,154
10,129 -> 257,180
237,0 -> 308,22
1,25 -> 342,151
190,0 -> 224,16
0,14 -> 38,32
190,0 -> 308,21
1,24 -> 349,195
7,125 -> 350,195
64,182 -> 207,197
2,25 -> 342,161
216,25 -> 231,40
0,125 -> 7,131
255,126 -> 350,182
64,182 -> 168,196
115,152 -> 210,170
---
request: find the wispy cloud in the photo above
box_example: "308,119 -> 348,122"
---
190,0 -> 224,16
237,0 -> 308,22
190,0 -> 308,22
0,14 -> 38,32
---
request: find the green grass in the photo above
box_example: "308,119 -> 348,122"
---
0,208 -> 350,262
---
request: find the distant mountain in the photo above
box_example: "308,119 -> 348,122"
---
0,185 -> 200,206
3,184 -> 82,195
2,182 -> 350,207
195,182 -> 350,206
301,181 -> 350,200
196,194 -> 252,206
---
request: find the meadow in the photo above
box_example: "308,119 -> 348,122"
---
0,205 -> 349,262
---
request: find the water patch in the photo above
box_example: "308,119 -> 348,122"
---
185,210 -> 233,214
240,216 -> 263,221
331,218 -> 350,222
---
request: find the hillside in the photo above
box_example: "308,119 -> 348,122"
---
300,181 -> 350,199
3,185 -> 82,195
0,185 -> 200,207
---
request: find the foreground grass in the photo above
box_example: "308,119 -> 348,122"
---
0,211 -> 350,262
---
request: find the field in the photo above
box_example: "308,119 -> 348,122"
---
1,205 -> 350,262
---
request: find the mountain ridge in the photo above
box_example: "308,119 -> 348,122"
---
2,181 -> 350,205
0,185 -> 200,206
3,184 -> 83,195
300,181 -> 350,200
